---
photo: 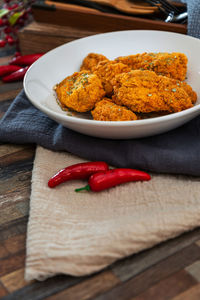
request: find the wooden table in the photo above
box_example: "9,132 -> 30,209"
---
1,53 -> 200,300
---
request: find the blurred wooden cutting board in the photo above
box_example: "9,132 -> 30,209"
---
18,1 -> 186,55
85,0 -> 159,15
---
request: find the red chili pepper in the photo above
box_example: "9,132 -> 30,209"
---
75,168 -> 151,192
0,65 -> 21,77
48,161 -> 109,188
2,66 -> 29,82
9,53 -> 44,66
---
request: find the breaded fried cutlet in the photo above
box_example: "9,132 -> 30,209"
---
80,53 -> 109,72
91,98 -> 137,121
93,60 -> 131,95
177,81 -> 197,104
115,52 -> 187,81
112,70 -> 195,114
55,71 -> 105,112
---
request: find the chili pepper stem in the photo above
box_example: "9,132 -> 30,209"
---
75,185 -> 91,192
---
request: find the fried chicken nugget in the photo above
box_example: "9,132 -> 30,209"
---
115,52 -> 187,81
178,81 -> 197,104
55,71 -> 105,112
93,60 -> 131,95
91,98 -> 137,121
80,53 -> 109,72
113,70 -> 195,114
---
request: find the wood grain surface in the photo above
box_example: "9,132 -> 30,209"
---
1,50 -> 200,300
19,0 -> 187,55
32,1 -> 187,33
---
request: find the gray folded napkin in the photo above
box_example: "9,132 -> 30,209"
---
0,90 -> 200,176
184,0 -> 200,38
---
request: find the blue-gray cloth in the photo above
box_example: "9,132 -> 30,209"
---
175,0 -> 200,38
1,90 -> 200,176
184,0 -> 200,38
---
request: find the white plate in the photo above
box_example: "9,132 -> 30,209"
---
24,30 -> 200,139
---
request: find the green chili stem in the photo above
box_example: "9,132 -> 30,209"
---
75,185 -> 91,192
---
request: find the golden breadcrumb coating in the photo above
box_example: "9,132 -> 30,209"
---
93,60 -> 131,95
91,98 -> 137,121
178,81 -> 197,104
115,52 -> 187,81
113,70 -> 195,114
80,53 -> 109,72
55,71 -> 105,112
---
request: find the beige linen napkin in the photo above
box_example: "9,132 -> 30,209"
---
25,146 -> 200,281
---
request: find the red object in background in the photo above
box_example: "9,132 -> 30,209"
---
4,26 -> 12,34
5,34 -> 12,41
14,51 -> 21,57
0,65 -> 21,76
0,0 -> 35,52
48,161 -> 109,188
2,66 -> 29,82
76,168 -> 151,192
1,19 -> 9,26
6,35 -> 15,45
9,53 -> 44,66
8,3 -> 19,10
0,40 -> 6,47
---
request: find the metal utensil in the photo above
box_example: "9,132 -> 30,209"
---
146,0 -> 187,22
146,0 -> 181,13
165,11 -> 188,22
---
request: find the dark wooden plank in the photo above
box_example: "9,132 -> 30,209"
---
0,233 -> 26,262
0,282 -> 8,297
15,200 -> 30,217
0,144 -> 29,157
0,99 -> 13,118
94,244 -> 200,300
0,82 -> 23,94
46,271 -> 120,300
186,260 -> 200,283
0,216 -> 28,242
0,56 -> 13,66
112,227 -> 200,282
0,245 -> 8,260
0,206 -> 24,227
196,240 -> 200,247
172,283 -> 200,300
0,183 -> 31,213
0,145 -> 35,167
0,89 -> 21,102
0,268 -> 33,293
0,155 -> 33,178
0,146 -> 34,211
0,182 -> 31,215
0,152 -> 34,210
19,11 -> 187,54
33,3 -> 187,34
3,233 -> 26,255
0,191 -> 30,219
131,270 -> 197,300
0,250 -> 25,277
1,274 -> 85,300
18,21 -> 95,55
